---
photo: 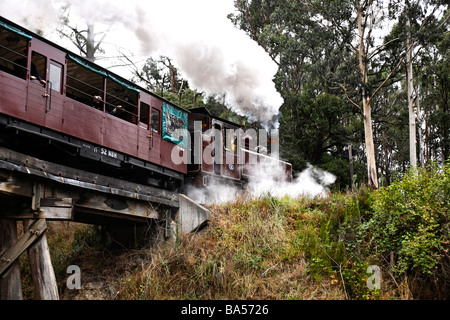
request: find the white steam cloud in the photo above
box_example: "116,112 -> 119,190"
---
0,0 -> 60,34
247,163 -> 337,199
188,161 -> 337,205
130,0 -> 284,128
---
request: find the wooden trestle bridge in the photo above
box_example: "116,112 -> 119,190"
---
0,146 -> 209,300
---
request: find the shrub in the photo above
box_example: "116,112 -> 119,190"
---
359,163 -> 450,297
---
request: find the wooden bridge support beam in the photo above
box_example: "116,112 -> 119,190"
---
0,219 -> 22,300
0,216 -> 59,300
24,219 -> 59,300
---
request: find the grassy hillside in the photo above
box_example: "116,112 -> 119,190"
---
21,163 -> 449,300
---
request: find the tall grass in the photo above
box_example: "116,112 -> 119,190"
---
115,193 -> 350,299
116,195 -> 345,300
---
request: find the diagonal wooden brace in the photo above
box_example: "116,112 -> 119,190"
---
0,219 -> 47,276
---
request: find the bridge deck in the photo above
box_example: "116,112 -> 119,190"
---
0,146 -> 179,225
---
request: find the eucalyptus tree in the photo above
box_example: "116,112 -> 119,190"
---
418,12 -> 449,165
380,0 -> 448,170
386,0 -> 448,172
231,0 -> 408,189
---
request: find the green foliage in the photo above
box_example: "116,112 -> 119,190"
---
318,153 -> 367,190
285,164 -> 449,298
288,189 -> 380,299
360,163 -> 449,276
155,88 -> 206,110
279,89 -> 363,183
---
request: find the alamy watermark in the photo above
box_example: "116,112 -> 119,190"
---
366,265 -> 381,290
66,265 -> 81,290
170,121 -> 279,165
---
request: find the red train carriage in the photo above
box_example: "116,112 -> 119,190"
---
0,17 -> 292,195
0,17 -> 188,191
186,107 -> 292,189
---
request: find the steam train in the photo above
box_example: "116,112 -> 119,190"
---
0,17 -> 291,194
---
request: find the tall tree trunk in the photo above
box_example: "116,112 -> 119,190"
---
357,0 -> 378,189
363,98 -> 378,188
86,24 -> 96,62
415,87 -> 424,168
382,131 -> 390,184
162,58 -> 178,93
193,91 -> 201,108
178,79 -> 184,106
406,6 -> 417,173
349,143 -> 354,188
170,64 -> 178,94
425,84 -> 430,165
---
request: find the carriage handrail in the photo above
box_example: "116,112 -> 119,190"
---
66,75 -> 137,111
66,84 -> 99,102
0,56 -> 27,71
66,74 -> 104,94
66,84 -> 138,121
0,43 -> 25,57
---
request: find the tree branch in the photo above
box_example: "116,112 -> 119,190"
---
304,0 -> 358,54
368,37 -> 401,60
339,82 -> 362,113
116,50 -> 154,89
368,56 -> 405,104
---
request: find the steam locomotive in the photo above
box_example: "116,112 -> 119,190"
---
0,17 -> 291,194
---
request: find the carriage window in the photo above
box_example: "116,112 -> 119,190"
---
66,57 -> 105,109
30,51 -> 46,84
224,128 -> 238,152
0,27 -> 28,79
151,108 -> 160,133
105,78 -> 138,124
139,102 -> 150,129
49,61 -> 62,93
